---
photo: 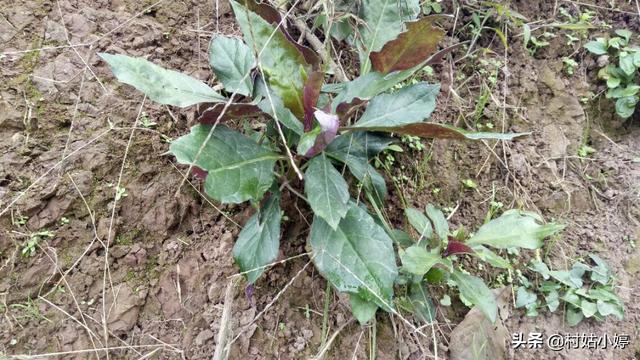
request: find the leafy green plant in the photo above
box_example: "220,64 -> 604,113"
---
21,230 -> 54,257
100,0 -> 530,323
585,29 -> 640,118
398,205 -> 564,323
518,255 -> 623,325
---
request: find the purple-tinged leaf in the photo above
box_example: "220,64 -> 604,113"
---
196,103 -> 262,124
303,72 -> 324,132
346,122 -> 530,141
306,110 -> 339,157
442,239 -> 475,257
191,166 -> 208,180
370,16 -> 446,74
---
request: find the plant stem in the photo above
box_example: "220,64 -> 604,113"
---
319,282 -> 332,351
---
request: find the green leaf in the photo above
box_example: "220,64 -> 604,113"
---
451,270 -> 497,322
472,245 -> 511,269
230,0 -> 310,117
596,300 -> 624,319
401,246 -> 443,276
390,229 -> 414,247
344,158 -> 387,206
563,290 -> 582,307
633,51 -> 640,67
329,68 -> 422,111
209,36 -> 254,96
615,29 -> 632,42
588,287 -> 622,305
349,294 -> 379,324
615,96 -> 638,118
353,83 -> 440,128
325,132 -> 392,205
607,76 -> 621,89
606,84 -> 640,99
408,282 -> 437,324
326,132 -> 394,161
515,287 -> 537,309
549,270 -> 582,288
310,203 -> 398,309
466,210 -> 564,249
529,260 -> 551,279
405,208 -> 433,240
589,254 -> 611,284
359,0 -> 415,73
370,16 -> 446,74
258,95 -> 304,136
619,53 -> 636,76
169,124 -> 279,203
584,40 -> 608,55
566,305 -> 584,326
297,127 -> 321,155
545,289 -> 560,312
99,53 -> 226,107
523,24 -> 531,49
233,190 -> 281,283
425,204 -> 448,241
608,37 -> 625,49
581,299 -> 597,318
304,153 -> 350,229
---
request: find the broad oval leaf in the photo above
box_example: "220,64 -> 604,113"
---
405,208 -> 432,240
231,0 -> 310,117
304,153 -> 350,229
584,40 -> 608,55
233,190 -> 281,284
209,36 -> 255,96
349,294 -> 379,324
310,203 -> 398,309
425,204 -> 448,241
451,269 -> 497,322
169,124 -> 280,203
401,246 -> 444,276
466,210 -> 565,249
370,16 -> 446,74
99,53 -> 226,107
353,83 -> 440,128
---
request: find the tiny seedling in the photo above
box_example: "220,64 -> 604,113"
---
21,230 -> 54,257
585,29 -> 640,118
100,0 -> 532,324
563,57 -> 578,75
140,112 -> 157,128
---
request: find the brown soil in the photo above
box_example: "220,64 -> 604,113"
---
0,1 -> 638,359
